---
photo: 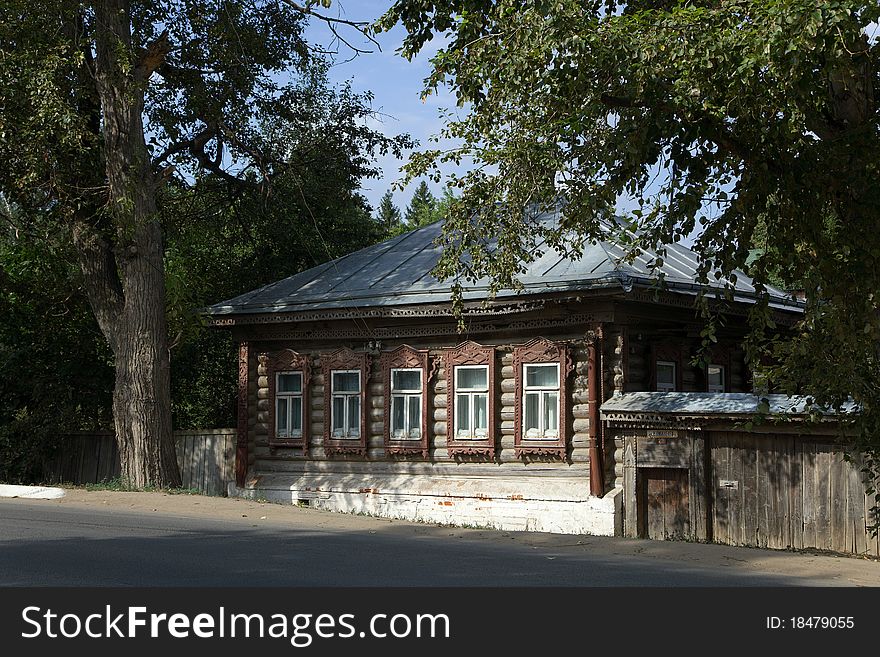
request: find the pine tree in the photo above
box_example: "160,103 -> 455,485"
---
376,190 -> 402,231
404,181 -> 437,228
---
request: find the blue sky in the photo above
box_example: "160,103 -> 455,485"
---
304,1 -> 455,217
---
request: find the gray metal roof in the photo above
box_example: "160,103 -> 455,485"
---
600,392 -> 858,418
207,210 -> 803,317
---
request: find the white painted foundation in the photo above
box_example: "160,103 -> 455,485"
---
231,473 -> 622,536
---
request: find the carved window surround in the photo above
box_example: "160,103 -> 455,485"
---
265,349 -> 311,453
380,345 -> 430,458
322,348 -> 370,457
513,338 -> 572,459
444,341 -> 496,458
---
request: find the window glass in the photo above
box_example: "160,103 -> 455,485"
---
525,364 -> 558,388
456,394 -> 470,435
456,366 -> 488,390
656,361 -> 676,390
708,364 -> 725,392
277,397 -> 288,433
407,396 -> 421,435
544,392 -> 559,432
277,372 -> 301,393
290,397 -> 302,432
332,397 -> 345,433
392,396 -> 406,436
524,392 -> 540,432
332,371 -> 360,392
347,396 -> 360,434
392,369 -> 421,392
474,394 -> 488,433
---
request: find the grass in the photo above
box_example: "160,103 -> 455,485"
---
72,477 -> 203,496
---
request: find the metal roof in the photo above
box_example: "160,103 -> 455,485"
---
600,392 -> 858,418
207,210 -> 803,317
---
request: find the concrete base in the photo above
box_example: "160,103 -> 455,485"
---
231,472 -> 622,536
0,484 -> 65,499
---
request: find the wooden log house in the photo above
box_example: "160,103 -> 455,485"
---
206,210 -> 803,536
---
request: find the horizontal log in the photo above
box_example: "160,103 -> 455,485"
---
501,365 -> 514,379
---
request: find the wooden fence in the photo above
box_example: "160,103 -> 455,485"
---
710,431 -> 880,555
42,429 -> 236,496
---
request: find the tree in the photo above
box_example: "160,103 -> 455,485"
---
378,1 -> 880,514
376,190 -> 403,233
0,1 -> 408,487
404,181 -> 438,227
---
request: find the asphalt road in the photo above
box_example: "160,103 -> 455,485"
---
1,490 -> 879,587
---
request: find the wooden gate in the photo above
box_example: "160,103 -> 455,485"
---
638,467 -> 690,540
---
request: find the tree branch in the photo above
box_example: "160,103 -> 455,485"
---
280,0 -> 380,52
135,29 -> 171,82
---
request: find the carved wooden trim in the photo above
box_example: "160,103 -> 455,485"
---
321,348 -> 370,457
443,341 -> 496,458
513,338 -> 572,459
266,348 -> 311,453
379,345 -> 430,458
235,341 -> 249,487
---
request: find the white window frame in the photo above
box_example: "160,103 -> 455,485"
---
707,363 -> 725,393
522,363 -> 560,440
390,367 -> 423,440
453,365 -> 490,440
330,369 -> 361,439
656,360 -> 677,392
275,371 -> 303,439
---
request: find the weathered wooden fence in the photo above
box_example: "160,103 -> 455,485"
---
42,429 -> 236,496
603,393 -> 880,556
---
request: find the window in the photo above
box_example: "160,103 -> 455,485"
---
707,364 -> 725,393
454,365 -> 489,439
656,361 -> 677,392
321,348 -> 369,456
391,368 -> 423,439
330,370 -> 361,439
444,341 -> 496,457
266,349 -> 310,451
522,363 -> 560,440
275,372 -> 303,439
380,345 -> 430,457
513,338 -> 571,459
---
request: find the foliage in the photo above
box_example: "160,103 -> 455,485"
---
378,1 -> 880,522
404,180 -> 438,227
0,207 -> 113,482
0,1 -> 410,481
376,190 -> 403,233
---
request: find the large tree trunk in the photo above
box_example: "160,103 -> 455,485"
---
73,0 -> 181,488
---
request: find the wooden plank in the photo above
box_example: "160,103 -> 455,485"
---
182,434 -> 193,490
80,435 -> 100,485
802,441 -> 817,548
728,432 -> 743,546
830,446 -> 848,553
848,455 -> 867,555
691,435 -> 707,541
815,444 -> 832,551
788,436 -> 804,549
711,432 -> 730,545
741,433 -> 758,547
204,434 -> 215,495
